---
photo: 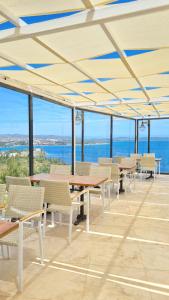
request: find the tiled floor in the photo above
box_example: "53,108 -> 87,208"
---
1,176 -> 169,299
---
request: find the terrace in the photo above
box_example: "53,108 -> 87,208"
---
0,0 -> 169,299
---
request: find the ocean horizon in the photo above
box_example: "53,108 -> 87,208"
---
0,139 -> 168,173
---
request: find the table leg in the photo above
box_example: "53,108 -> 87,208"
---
74,186 -> 87,226
146,171 -> 154,180
119,175 -> 125,193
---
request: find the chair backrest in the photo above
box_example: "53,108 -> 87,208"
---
76,162 -> 91,176
6,176 -> 31,191
40,180 -> 72,206
113,156 -> 124,164
50,164 -> 71,175
121,157 -> 136,166
143,153 -> 155,157
99,163 -> 120,179
140,156 -> 155,168
90,165 -> 112,180
0,184 -> 6,204
130,153 -> 141,159
98,157 -> 112,164
6,185 -> 44,217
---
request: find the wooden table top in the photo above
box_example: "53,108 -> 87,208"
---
0,221 -> 18,238
30,173 -> 108,187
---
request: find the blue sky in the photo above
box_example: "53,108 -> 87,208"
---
0,87 -> 169,138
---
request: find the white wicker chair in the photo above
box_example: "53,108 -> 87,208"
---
143,153 -> 155,157
0,184 -> 7,218
50,164 -> 71,175
0,184 -> 6,206
113,156 -> 125,164
0,185 -> 45,292
6,176 -> 31,191
140,156 -> 156,180
40,180 -> 89,243
111,163 -> 123,199
98,157 -> 112,164
121,158 -> 137,191
89,165 -> 112,210
76,162 -> 91,176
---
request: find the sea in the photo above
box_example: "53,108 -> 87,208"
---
0,140 -> 169,173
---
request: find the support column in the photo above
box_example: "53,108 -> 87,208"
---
28,95 -> 34,176
81,110 -> 84,162
148,119 -> 150,153
72,108 -> 76,175
134,120 -> 138,153
110,115 -> 113,158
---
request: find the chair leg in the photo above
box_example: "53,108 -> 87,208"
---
101,184 -> 105,212
86,192 -> 89,233
38,220 -> 44,265
6,246 -> 10,259
68,207 -> 73,244
59,213 -> 62,226
17,222 -> 23,292
43,203 -> 47,236
51,212 -> 55,227
117,182 -> 119,200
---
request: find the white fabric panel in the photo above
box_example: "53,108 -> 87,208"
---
0,58 -> 13,66
86,92 -> 116,102
65,82 -> 105,93
35,64 -> 87,84
117,90 -> 146,99
34,85 -> 70,94
77,59 -> 131,78
106,9 -> 169,48
102,78 -> 139,92
141,75 -> 169,88
147,88 -> 169,98
0,39 -> 63,63
0,70 -> 53,84
40,25 -> 115,61
127,49 -> 169,77
0,1 -> 85,16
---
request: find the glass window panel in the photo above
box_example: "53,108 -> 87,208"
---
113,118 -> 135,157
33,98 -> 72,173
150,119 -> 169,173
0,87 -> 29,182
84,112 -> 110,162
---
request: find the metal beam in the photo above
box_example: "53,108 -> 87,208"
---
0,4 -> 25,27
110,115 -> 113,158
148,119 -> 150,153
101,23 -> 160,118
28,94 -> 34,176
0,0 -> 168,43
72,108 -> 76,175
81,110 -> 85,161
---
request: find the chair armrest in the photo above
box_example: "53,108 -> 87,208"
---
0,204 -> 5,210
71,188 -> 89,200
19,210 -> 45,222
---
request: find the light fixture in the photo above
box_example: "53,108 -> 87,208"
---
139,120 -> 148,131
75,110 -> 83,124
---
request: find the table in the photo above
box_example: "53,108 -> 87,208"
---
137,157 -> 161,179
30,173 -> 108,225
0,221 -> 18,238
118,163 -> 136,193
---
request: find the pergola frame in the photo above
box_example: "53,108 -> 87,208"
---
0,1 -> 169,118
0,1 -> 168,173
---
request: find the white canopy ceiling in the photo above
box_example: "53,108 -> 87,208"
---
0,0 -> 169,119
